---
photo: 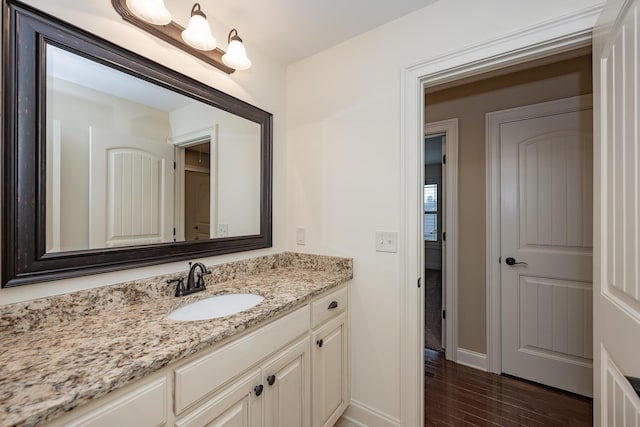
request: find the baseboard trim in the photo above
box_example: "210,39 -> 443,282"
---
456,348 -> 488,371
342,400 -> 400,427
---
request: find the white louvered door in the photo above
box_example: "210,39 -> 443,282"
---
593,0 -> 640,424
499,96 -> 594,397
89,127 -> 174,248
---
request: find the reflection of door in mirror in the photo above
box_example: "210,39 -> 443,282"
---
89,127 -> 174,249
184,142 -> 211,241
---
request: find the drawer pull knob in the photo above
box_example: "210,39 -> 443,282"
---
328,301 -> 338,309
267,374 -> 276,386
254,384 -> 264,396
317,339 -> 324,348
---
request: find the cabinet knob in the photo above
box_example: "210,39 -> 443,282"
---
327,300 -> 338,309
267,374 -> 276,386
316,339 -> 324,348
254,384 -> 264,396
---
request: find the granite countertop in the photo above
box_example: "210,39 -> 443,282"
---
0,253 -> 352,427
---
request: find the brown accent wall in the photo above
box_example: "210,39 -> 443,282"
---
425,54 -> 592,354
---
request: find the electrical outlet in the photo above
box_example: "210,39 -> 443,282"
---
375,231 -> 397,253
218,223 -> 229,237
296,227 -> 305,245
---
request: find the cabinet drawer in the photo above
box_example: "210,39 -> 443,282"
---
65,377 -> 167,427
174,305 -> 310,414
311,287 -> 347,329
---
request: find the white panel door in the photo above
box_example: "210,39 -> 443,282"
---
500,98 -> 594,396
89,127 -> 174,248
593,0 -> 640,424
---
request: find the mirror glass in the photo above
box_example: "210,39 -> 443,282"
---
45,45 -> 261,253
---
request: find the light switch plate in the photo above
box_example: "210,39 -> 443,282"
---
296,227 -> 305,245
376,231 -> 397,253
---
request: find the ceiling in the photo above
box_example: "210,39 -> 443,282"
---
167,0 -> 438,64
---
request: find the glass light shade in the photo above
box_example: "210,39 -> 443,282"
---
181,13 -> 217,51
126,0 -> 172,25
222,39 -> 252,70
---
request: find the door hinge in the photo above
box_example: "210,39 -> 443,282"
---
442,310 -> 446,319
443,154 -> 446,164
443,232 -> 446,242
417,278 -> 421,288
499,257 -> 501,264
173,161 -> 176,170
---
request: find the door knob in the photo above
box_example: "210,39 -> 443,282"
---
254,384 -> 264,396
505,257 -> 528,266
267,374 -> 276,386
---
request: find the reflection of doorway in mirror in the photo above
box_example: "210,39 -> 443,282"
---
184,142 -> 211,241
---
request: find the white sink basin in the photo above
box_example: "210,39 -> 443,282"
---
168,293 -> 264,321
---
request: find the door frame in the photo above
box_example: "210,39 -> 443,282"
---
400,5 -> 601,425
424,119 -> 459,362
485,94 -> 593,374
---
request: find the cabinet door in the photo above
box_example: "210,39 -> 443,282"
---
176,369 -> 262,427
263,337 -> 310,427
312,313 -> 348,427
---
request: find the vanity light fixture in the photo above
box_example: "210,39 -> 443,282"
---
112,0 -> 251,74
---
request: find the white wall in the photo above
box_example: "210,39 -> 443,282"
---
285,0 -> 602,424
0,0 -> 286,304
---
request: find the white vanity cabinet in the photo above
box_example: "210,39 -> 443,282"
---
175,336 -> 311,427
310,287 -> 349,427
42,285 -> 348,427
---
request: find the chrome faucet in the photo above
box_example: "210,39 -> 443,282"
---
167,262 -> 211,297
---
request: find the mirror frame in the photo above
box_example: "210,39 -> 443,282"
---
2,0 -> 273,287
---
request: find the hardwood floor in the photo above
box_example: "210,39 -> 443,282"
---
424,349 -> 593,426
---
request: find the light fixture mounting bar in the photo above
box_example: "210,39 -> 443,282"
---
111,0 -> 235,74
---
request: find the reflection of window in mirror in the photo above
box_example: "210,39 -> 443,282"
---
184,142 -> 212,241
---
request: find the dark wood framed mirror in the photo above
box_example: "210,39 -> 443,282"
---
2,0 -> 273,287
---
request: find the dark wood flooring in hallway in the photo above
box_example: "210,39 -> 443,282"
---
424,349 -> 593,426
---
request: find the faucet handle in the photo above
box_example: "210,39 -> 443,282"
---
167,277 -> 186,297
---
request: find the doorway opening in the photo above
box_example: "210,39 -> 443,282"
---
424,133 -> 444,353
423,50 -> 593,388
184,141 -> 211,241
